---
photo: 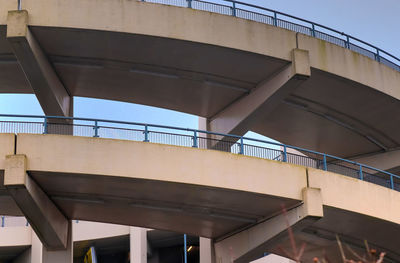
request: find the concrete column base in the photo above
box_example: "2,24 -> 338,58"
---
42,222 -> 73,263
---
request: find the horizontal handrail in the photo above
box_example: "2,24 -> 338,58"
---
141,0 -> 400,71
0,114 -> 399,191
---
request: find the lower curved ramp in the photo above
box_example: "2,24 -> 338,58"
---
0,134 -> 400,261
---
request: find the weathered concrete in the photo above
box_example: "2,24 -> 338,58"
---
0,135 -> 400,260
1,0 -> 399,160
6,10 -> 72,117
208,49 -> 310,144
4,155 -> 69,250
214,188 -> 322,263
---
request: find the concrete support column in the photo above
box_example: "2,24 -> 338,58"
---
200,237 -> 215,263
4,155 -> 70,250
31,232 -> 43,263
130,227 -> 147,263
42,222 -> 73,263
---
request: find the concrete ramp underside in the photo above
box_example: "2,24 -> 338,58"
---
0,134 -> 400,261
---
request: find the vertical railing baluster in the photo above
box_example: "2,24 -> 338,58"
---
376,49 -> 380,62
93,120 -> 99,137
346,35 -> 350,49
18,0 -> 22,10
43,117 -> 48,134
1,216 -> 4,227
283,145 -> 287,162
187,0 -> 192,8
390,175 -> 394,190
143,125 -> 149,142
323,154 -> 327,171
239,137 -> 244,154
311,24 -> 316,37
359,164 -> 363,180
192,131 -> 198,148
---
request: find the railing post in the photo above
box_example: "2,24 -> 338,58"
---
187,0 -> 192,8
311,24 -> 316,37
390,175 -> 394,190
323,154 -> 327,171
346,35 -> 350,49
143,125 -> 149,142
273,12 -> 277,26
359,164 -> 363,180
18,0 -> 22,10
184,234 -> 187,263
376,49 -> 380,62
239,137 -> 244,155
93,120 -> 99,137
232,1 -> 236,17
26,220 -> 29,227
192,131 -> 198,148
1,216 -> 4,227
283,145 -> 287,162
43,117 -> 48,134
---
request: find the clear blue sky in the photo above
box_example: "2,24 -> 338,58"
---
1,0 -> 398,141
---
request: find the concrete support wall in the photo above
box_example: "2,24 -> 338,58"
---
130,227 -> 147,263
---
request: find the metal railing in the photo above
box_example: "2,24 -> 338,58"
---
0,114 -> 399,192
140,0 -> 400,72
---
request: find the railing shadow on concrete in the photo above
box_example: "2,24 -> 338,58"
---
0,114 -> 399,192
140,0 -> 400,71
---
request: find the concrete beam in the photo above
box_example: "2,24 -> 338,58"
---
4,155 -> 69,250
214,188 -> 322,263
6,10 -> 72,117
207,49 -> 310,145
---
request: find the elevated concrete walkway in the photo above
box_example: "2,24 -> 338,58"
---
0,134 -> 399,261
1,0 -> 400,161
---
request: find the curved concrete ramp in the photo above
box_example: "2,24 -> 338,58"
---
0,134 -> 400,261
1,0 -> 400,160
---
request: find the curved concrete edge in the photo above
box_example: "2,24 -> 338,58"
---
15,133 -> 308,201
0,0 -> 297,61
308,167 -> 400,224
2,0 -> 399,101
298,34 -> 400,99
2,133 -> 400,226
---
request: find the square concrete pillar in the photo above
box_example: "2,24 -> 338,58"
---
130,227 -> 147,263
200,237 -> 215,263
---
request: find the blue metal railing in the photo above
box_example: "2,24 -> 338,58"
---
0,114 -> 399,192
140,0 -> 400,72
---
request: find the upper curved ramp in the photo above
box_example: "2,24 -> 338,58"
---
1,0 -> 400,161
